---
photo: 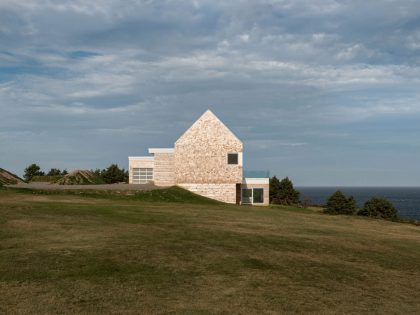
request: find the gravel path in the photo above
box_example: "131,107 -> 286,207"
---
6,182 -> 166,191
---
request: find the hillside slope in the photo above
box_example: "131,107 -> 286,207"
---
0,189 -> 419,314
0,168 -> 25,185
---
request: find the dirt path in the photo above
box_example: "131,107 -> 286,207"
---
5,182 -> 166,191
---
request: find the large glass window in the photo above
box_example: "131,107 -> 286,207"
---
132,168 -> 153,184
241,188 -> 264,204
253,188 -> 264,204
227,153 -> 238,165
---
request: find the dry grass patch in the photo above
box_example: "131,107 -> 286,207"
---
0,188 -> 419,314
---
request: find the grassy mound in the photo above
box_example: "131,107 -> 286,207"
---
130,186 -> 224,204
55,170 -> 105,185
0,168 -> 25,185
7,186 -> 223,205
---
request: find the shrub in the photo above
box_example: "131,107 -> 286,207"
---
24,163 -> 44,181
358,197 -> 398,220
270,176 -> 300,205
325,190 -> 357,215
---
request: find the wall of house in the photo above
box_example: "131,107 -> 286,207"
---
174,110 -> 243,184
128,158 -> 154,184
178,183 -> 237,204
241,183 -> 270,205
153,152 -> 175,186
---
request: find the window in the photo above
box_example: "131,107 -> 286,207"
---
241,188 -> 264,204
227,153 -> 238,165
132,168 -> 153,184
241,189 -> 253,204
253,188 -> 264,204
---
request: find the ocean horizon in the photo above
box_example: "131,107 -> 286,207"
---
297,186 -> 420,220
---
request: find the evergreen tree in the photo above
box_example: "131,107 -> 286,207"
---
101,164 -> 128,184
325,190 -> 357,215
270,176 -> 300,205
23,164 -> 44,181
269,176 -> 281,203
358,197 -> 398,220
347,196 -> 357,214
61,169 -> 68,176
47,168 -> 62,176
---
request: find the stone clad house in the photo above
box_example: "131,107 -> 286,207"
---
128,110 -> 269,205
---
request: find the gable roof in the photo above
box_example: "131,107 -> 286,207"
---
175,109 -> 242,146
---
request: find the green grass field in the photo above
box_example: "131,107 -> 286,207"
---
1,187 -> 419,314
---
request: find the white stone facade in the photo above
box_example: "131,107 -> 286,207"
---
174,111 -> 243,184
128,157 -> 154,184
178,183 -> 237,204
128,110 -> 269,205
153,152 -> 175,186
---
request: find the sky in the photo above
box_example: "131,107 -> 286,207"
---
1,0 -> 419,186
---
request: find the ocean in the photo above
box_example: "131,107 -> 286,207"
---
297,187 -> 420,220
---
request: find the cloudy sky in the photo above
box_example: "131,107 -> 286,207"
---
1,0 -> 419,186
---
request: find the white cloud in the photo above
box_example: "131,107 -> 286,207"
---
335,44 -> 375,61
247,139 -> 307,150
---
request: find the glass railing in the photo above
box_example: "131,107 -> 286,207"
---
243,170 -> 270,178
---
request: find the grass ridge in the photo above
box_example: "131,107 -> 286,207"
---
0,185 -> 224,205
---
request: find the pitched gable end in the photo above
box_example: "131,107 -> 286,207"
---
175,109 -> 242,146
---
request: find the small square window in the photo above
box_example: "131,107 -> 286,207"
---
227,153 -> 238,165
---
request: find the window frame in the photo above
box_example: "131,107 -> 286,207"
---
227,153 -> 239,165
241,187 -> 264,204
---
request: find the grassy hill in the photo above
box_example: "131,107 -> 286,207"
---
14,185 -> 223,204
0,168 -> 25,185
0,187 -> 419,314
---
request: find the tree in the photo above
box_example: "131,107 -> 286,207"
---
61,169 -> 68,176
270,176 -> 300,205
347,196 -> 357,214
358,197 -> 398,220
100,164 -> 128,184
325,190 -> 357,215
24,164 -> 44,181
269,176 -> 281,203
47,168 -> 62,176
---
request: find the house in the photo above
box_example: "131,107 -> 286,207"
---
128,110 -> 269,205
